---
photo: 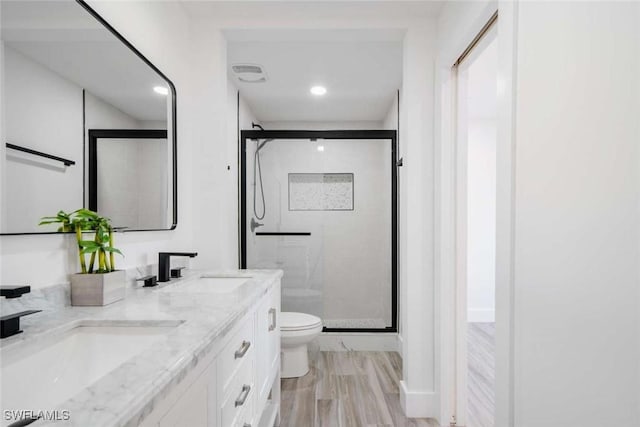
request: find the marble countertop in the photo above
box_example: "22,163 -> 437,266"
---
0,269 -> 282,427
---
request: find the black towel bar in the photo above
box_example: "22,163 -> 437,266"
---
255,232 -> 311,236
6,143 -> 75,166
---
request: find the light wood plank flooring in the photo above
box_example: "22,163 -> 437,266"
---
468,322 -> 495,427
281,351 -> 440,427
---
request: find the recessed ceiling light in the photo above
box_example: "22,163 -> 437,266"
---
153,86 -> 169,95
310,85 -> 327,96
317,145 -> 325,152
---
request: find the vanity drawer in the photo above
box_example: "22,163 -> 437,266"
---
234,390 -> 255,427
221,358 -> 255,427
219,315 -> 255,392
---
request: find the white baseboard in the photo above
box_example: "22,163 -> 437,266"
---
316,332 -> 400,352
467,308 -> 495,323
399,381 -> 438,418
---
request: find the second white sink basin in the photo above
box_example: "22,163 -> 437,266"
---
174,277 -> 251,294
1,323 -> 177,421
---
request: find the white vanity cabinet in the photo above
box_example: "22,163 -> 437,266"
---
158,365 -> 215,427
140,282 -> 281,427
255,285 -> 281,419
217,314 -> 255,427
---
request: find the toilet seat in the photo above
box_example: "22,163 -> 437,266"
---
280,312 -> 322,332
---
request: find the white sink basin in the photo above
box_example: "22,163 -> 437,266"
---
172,277 -> 250,294
200,274 -> 254,281
1,323 -> 177,420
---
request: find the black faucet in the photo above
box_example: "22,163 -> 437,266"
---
1,310 -> 42,339
158,252 -> 198,282
0,285 -> 31,299
1,285 -> 41,338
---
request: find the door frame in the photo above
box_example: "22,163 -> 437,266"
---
238,129 -> 398,333
436,4 -> 517,426
453,17 -> 498,427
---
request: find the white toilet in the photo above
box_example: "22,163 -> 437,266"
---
280,312 -> 323,378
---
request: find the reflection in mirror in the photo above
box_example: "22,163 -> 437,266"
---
89,130 -> 169,231
0,0 -> 176,234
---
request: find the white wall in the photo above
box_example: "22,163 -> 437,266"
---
466,119 -> 496,323
383,91 -> 399,130
2,46 -> 83,233
397,23 -> 437,417
511,2 -> 640,426
238,91 -> 259,132
97,138 -> 139,229
0,25 -> 5,238
138,120 -> 167,129
135,138 -> 169,229
85,90 -> 139,131
96,137 -> 168,230
226,81 -> 261,266
261,121 -> 382,130
461,35 -> 498,324
0,0 -> 194,288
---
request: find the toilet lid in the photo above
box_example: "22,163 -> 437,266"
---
280,312 -> 323,331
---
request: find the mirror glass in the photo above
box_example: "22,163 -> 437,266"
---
0,0 -> 176,234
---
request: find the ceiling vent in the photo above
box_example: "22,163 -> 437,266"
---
231,63 -> 268,83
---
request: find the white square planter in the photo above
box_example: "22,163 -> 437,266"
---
70,270 -> 125,306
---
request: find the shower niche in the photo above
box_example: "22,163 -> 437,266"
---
240,130 -> 397,333
288,173 -> 354,211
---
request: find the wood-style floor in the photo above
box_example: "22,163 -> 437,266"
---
468,322 -> 495,427
280,351 -> 440,427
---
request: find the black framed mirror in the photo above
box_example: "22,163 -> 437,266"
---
1,0 -> 177,234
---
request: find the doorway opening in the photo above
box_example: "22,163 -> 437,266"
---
229,29 -> 402,341
453,15 -> 498,427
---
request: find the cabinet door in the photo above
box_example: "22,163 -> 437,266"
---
267,285 -> 281,376
159,363 -> 215,427
256,285 -> 281,411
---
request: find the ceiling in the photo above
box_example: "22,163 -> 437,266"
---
182,1 -> 444,24
227,30 -> 403,122
1,0 -> 169,122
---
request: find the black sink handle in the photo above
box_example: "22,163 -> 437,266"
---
1,310 -> 42,339
7,416 -> 41,427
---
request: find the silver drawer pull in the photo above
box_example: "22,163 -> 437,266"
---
234,340 -> 251,359
268,308 -> 277,331
235,384 -> 251,407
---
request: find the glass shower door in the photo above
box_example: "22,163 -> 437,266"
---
243,135 -> 395,331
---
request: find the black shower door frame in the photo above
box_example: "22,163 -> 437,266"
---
239,129 -> 398,333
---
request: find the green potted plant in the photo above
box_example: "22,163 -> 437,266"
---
39,209 -> 125,306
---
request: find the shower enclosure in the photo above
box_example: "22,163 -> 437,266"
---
240,130 -> 397,332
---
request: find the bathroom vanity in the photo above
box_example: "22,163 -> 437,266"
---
0,270 -> 282,427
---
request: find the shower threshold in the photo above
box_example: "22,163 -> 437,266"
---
322,318 -> 388,329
